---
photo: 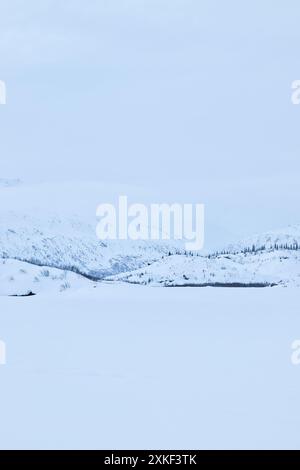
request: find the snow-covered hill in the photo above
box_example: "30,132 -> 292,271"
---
108,248 -> 300,287
0,259 -> 93,296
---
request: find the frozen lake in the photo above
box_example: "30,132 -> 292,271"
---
0,284 -> 300,449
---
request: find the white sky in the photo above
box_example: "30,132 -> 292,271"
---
0,0 -> 299,240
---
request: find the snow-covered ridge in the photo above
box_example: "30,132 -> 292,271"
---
108,249 -> 300,287
221,225 -> 300,255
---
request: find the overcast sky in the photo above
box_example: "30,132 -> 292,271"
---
0,0 -> 299,240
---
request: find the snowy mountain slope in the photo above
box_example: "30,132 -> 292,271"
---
1,285 -> 300,449
0,259 -> 93,296
0,211 -> 182,279
1,180 -> 300,288
107,249 -> 300,287
0,180 -> 183,279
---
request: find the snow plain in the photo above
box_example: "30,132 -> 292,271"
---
0,284 -> 300,450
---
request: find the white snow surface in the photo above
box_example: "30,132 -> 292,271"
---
0,284 -> 299,449
1,179 -> 300,450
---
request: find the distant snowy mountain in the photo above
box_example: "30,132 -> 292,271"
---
0,180 -> 183,279
223,225 -> 300,254
0,211 -> 182,279
1,180 -> 300,291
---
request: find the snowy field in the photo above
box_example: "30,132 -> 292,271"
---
0,284 -> 300,450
